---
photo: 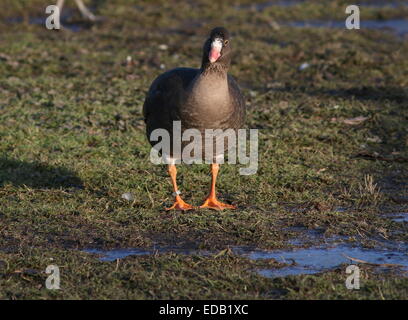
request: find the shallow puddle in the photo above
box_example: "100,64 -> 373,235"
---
234,0 -> 407,11
6,17 -> 83,32
289,19 -> 408,36
360,1 -> 408,8
388,212 -> 408,223
237,243 -> 408,278
234,0 -> 305,11
84,234 -> 408,278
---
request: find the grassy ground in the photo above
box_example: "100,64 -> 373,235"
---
0,0 -> 407,299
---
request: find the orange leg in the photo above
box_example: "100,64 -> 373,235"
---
199,164 -> 236,210
165,164 -> 194,211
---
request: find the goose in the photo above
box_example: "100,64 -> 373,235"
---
56,0 -> 98,22
143,27 -> 245,211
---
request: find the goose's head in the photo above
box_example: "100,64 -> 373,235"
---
202,27 -> 231,70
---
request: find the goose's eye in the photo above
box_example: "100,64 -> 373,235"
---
224,40 -> 229,45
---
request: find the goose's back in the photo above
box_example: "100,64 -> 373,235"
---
143,67 -> 199,143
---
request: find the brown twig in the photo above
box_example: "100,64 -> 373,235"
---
352,151 -> 408,163
343,254 -> 405,268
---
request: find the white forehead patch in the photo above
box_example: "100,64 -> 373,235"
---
211,38 -> 223,51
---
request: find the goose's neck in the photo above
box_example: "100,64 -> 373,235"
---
188,68 -> 229,110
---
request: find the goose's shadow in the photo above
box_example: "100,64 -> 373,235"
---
0,158 -> 83,189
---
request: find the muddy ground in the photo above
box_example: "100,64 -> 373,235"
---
0,0 -> 407,299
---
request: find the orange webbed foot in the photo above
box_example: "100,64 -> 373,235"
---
199,196 -> 236,211
165,196 -> 194,211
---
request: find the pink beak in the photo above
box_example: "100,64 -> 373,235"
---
209,47 -> 221,63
